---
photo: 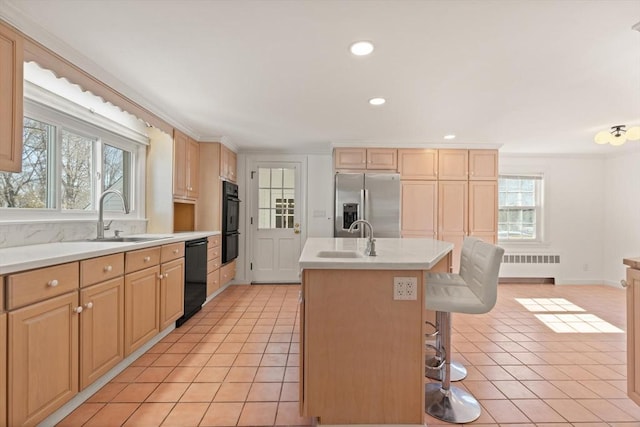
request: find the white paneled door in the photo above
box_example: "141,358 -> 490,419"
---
250,160 -> 304,283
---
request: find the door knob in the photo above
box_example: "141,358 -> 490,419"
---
294,223 -> 300,234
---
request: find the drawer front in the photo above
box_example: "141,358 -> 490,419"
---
80,253 -> 125,287
207,245 -> 221,261
208,256 -> 222,274
6,262 -> 79,310
208,235 -> 221,248
125,246 -> 161,274
207,269 -> 220,297
220,261 -> 236,286
161,242 -> 185,263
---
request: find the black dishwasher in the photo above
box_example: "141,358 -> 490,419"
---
176,237 -> 208,327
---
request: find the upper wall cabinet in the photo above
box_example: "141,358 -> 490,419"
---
334,148 -> 397,170
398,149 -> 437,180
438,149 -> 469,180
220,144 -> 237,182
469,149 -> 498,180
0,22 -> 24,173
173,129 -> 199,200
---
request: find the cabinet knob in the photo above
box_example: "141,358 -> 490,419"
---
84,302 -> 94,309
158,274 -> 164,280
144,256 -> 151,262
621,280 -> 629,288
165,272 -> 169,278
73,306 -> 83,314
104,265 -> 113,272
173,249 -> 179,254
48,279 -> 59,287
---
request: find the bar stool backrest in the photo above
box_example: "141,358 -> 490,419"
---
459,236 -> 483,277
461,240 -> 505,313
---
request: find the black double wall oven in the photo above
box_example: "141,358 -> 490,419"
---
222,181 -> 240,264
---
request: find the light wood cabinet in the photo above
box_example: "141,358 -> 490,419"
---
401,181 -> 437,238
173,130 -> 199,200
80,253 -> 124,288
438,149 -> 468,180
334,148 -> 397,170
438,181 -> 468,273
469,149 -> 498,180
398,149 -> 437,180
1,277 -> 6,427
469,181 -> 498,244
197,143 -> 222,232
8,292 -> 79,426
6,262 -> 79,310
625,261 -> 640,406
207,235 -> 222,297
220,260 -> 236,287
0,22 -> 23,173
124,265 -> 160,356
80,277 -> 124,390
221,144 -> 237,182
159,258 -> 184,330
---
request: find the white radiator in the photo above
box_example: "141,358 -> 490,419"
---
503,254 -> 561,264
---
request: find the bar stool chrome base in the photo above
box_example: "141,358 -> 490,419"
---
425,382 -> 481,424
425,358 -> 467,381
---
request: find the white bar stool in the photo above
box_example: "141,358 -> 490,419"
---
424,237 -> 504,424
424,237 -> 483,382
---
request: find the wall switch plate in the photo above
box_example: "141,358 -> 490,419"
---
393,277 -> 418,300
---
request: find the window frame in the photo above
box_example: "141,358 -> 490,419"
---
498,174 -> 545,243
0,85 -> 147,221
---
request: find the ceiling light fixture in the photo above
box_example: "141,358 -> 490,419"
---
594,124 -> 640,146
368,97 -> 386,106
444,134 -> 456,140
350,41 -> 374,56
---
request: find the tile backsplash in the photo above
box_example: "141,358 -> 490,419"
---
0,220 -> 147,249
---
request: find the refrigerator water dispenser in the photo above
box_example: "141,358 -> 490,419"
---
342,203 -> 359,229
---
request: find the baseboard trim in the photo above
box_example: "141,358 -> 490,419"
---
499,277 -> 555,284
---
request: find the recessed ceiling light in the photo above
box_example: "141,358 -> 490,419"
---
350,41 -> 374,56
369,97 -> 386,106
444,134 -> 456,140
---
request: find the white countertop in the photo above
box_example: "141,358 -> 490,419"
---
299,237 -> 453,270
0,231 -> 220,275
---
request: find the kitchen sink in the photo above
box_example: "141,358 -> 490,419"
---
315,250 -> 363,259
86,236 -> 170,243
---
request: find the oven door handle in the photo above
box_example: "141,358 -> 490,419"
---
227,196 -> 241,202
186,241 -> 207,247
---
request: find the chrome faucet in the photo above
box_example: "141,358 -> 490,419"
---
97,190 -> 130,239
348,219 -> 376,256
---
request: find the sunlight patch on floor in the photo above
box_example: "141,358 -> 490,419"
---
534,313 -> 624,333
515,297 -> 585,312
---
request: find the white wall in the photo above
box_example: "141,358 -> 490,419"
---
603,149 -> 640,285
305,154 -> 334,237
499,154 -> 606,284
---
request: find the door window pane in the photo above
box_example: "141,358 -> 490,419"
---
60,130 -> 94,210
257,167 -> 296,229
0,117 -> 53,208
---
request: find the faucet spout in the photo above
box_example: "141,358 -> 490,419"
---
347,219 -> 376,256
97,190 -> 130,240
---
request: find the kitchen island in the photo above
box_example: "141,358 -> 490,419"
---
298,237 -> 453,426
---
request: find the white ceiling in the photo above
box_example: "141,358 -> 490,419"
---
2,0 -> 640,154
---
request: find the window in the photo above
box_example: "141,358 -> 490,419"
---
258,167 -> 296,229
0,95 -> 143,217
498,175 -> 543,241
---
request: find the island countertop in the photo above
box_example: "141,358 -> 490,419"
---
299,237 -> 453,270
624,257 -> 640,269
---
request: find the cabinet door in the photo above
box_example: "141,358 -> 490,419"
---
334,148 -> 366,170
438,181 -> 468,273
159,258 -> 185,330
228,149 -> 237,183
628,267 -> 640,405
173,129 -> 188,198
207,268 -> 220,297
398,149 -> 437,180
220,260 -> 236,287
0,312 -> 6,427
438,149 -> 468,180
366,148 -> 397,170
8,292 -> 79,427
469,181 -> 497,244
401,181 -> 437,238
187,138 -> 200,198
124,266 -> 160,356
0,23 -> 23,173
80,277 -> 124,390
469,149 -> 498,180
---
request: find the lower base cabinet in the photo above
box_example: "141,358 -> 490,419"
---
8,292 -> 79,427
124,266 -> 160,356
220,260 -> 236,287
80,277 -> 124,390
159,258 -> 185,330
1,313 -> 6,427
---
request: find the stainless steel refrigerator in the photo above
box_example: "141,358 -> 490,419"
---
334,173 -> 401,238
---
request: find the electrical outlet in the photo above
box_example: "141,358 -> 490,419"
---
394,277 -> 418,300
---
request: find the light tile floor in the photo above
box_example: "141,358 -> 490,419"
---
59,284 -> 640,426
